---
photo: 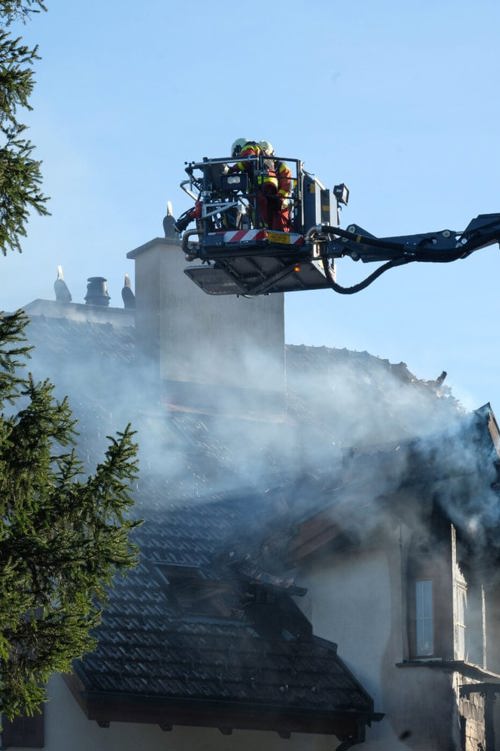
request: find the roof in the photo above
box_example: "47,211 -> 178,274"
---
284,404 -> 500,564
285,343 -> 462,447
71,500 -> 378,736
24,301 -> 462,451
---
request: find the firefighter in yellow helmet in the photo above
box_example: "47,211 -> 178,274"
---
231,138 -> 248,157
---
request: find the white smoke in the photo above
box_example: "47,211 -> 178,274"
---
22,304 -> 489,554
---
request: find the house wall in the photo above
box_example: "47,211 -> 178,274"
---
457,677 -> 486,751
299,527 -> 459,751
127,238 -> 285,404
3,675 -> 343,751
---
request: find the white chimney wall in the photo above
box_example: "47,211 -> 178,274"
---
127,238 -> 285,396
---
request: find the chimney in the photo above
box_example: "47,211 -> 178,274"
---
127,235 -> 285,415
85,277 -> 110,307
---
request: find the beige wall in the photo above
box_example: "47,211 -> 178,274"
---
299,528 -> 459,751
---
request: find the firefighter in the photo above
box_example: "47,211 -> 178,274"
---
231,138 -> 248,158
230,139 -> 279,229
259,140 -> 292,232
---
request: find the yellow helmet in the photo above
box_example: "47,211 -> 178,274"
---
259,140 -> 274,156
231,138 -> 247,157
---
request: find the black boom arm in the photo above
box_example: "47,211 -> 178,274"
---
309,213 -> 500,295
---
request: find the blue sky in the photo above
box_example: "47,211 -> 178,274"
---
4,0 -> 500,412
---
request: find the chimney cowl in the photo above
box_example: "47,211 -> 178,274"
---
85,276 -> 110,307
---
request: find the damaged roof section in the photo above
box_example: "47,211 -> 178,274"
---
72,501 -> 380,741
286,344 -> 462,448
283,404 -> 500,566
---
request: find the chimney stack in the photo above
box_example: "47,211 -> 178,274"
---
85,277 -> 110,307
127,236 -> 285,415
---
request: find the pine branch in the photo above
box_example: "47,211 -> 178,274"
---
0,1 -> 49,254
0,311 -> 142,720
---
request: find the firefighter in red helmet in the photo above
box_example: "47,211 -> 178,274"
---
259,140 -> 292,232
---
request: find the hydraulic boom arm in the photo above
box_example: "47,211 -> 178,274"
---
307,213 -> 500,295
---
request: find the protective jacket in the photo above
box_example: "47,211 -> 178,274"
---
276,160 -> 292,199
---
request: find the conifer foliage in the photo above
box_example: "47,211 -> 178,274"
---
0,0 -> 49,254
0,310 -> 140,720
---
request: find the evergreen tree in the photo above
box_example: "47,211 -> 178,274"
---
0,310 -> 140,720
0,0 -> 48,254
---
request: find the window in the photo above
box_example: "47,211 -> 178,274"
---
415,579 -> 434,656
407,525 -> 468,662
